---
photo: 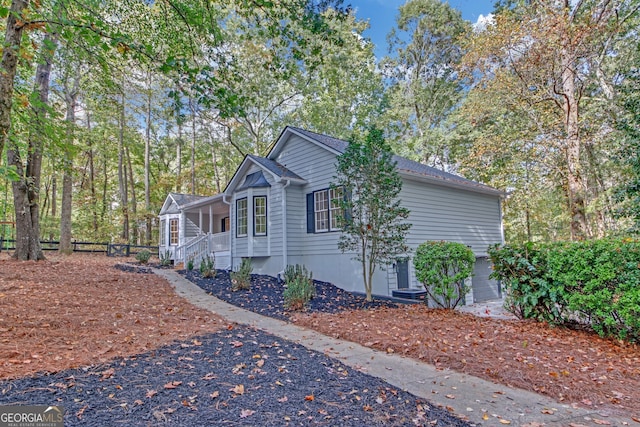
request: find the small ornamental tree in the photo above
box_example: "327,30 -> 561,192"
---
333,127 -> 412,302
414,241 -> 475,309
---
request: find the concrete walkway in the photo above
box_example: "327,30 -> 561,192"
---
155,269 -> 635,427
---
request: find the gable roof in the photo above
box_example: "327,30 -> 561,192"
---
270,126 -> 504,197
247,155 -> 304,181
159,192 -> 210,215
224,154 -> 307,194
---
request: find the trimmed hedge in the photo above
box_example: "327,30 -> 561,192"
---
488,239 -> 640,342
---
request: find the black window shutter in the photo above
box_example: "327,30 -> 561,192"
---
306,193 -> 315,233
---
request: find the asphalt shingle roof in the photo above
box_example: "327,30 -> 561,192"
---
286,127 -> 502,196
248,154 -> 305,181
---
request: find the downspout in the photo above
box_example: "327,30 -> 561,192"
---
222,194 -> 232,270
280,179 -> 291,273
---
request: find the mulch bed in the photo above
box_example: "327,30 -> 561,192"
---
0,255 -> 471,426
183,268 -> 640,419
0,325 -> 469,426
182,269 -> 399,321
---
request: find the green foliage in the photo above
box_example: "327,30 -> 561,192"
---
413,241 -> 475,309
135,249 -> 151,264
489,239 -> 640,342
200,254 -> 216,278
383,0 -> 469,166
333,127 -> 412,302
283,264 -> 315,310
187,258 -> 194,271
159,250 -> 172,266
231,258 -> 252,291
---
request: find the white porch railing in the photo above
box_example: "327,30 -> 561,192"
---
209,231 -> 230,252
175,232 -> 230,268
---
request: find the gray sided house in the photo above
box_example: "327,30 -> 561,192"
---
159,126 -> 505,303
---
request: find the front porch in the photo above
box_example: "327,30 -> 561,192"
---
158,193 -> 231,268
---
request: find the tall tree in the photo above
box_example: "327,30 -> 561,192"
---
8,32 -> 57,260
383,0 -> 469,169
460,0 -> 640,240
333,128 -> 412,302
0,0 -> 30,158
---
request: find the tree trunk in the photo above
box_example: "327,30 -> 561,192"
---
145,71 -> 152,244
561,43 -> 588,241
60,80 -> 79,254
210,133 -> 221,193
190,97 -> 196,195
0,0 -> 29,157
118,85 -> 129,241
86,112 -> 98,234
125,144 -> 137,244
176,120 -> 183,192
8,33 -> 57,260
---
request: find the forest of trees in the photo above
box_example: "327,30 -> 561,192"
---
0,0 -> 638,259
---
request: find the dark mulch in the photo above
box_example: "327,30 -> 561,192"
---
182,270 -> 399,321
114,263 -> 155,274
0,325 -> 470,427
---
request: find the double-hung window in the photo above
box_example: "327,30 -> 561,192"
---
236,198 -> 248,237
314,190 -> 329,232
254,196 -> 267,236
329,187 -> 344,231
308,187 -> 345,233
169,218 -> 179,245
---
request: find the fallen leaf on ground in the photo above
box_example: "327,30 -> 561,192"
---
240,409 -> 255,418
164,381 -> 182,389
232,384 -> 245,395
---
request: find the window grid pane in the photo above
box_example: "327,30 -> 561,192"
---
254,196 -> 267,235
169,219 -> 179,245
314,190 -> 329,232
237,199 -> 248,236
329,187 -> 344,230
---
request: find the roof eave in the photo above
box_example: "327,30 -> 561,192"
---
268,127 -> 343,160
181,194 -> 225,211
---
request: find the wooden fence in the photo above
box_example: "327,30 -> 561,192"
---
0,238 -> 158,257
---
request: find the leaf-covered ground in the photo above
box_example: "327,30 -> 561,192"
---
2,253 -> 639,423
0,254 -> 469,426
0,254 -> 225,380
183,269 -> 640,419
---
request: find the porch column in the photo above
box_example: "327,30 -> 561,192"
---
209,205 -> 213,234
181,213 -> 186,245
199,209 -> 203,234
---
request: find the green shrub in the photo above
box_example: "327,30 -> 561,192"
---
200,254 -> 216,278
231,258 -> 252,291
135,249 -> 151,264
413,241 -> 475,309
187,258 -> 194,271
283,264 -> 315,310
159,250 -> 172,266
489,239 -> 640,342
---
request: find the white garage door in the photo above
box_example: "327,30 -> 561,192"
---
472,257 -> 501,303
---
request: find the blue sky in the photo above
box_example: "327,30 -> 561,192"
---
348,0 -> 496,57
